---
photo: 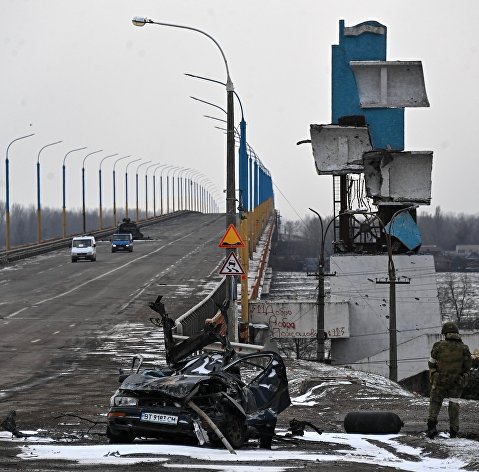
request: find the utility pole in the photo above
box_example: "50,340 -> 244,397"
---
374,252 -> 410,383
309,208 -> 338,361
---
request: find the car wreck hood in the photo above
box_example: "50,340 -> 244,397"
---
120,372 -> 210,399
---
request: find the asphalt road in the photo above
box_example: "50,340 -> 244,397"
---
0,212 -> 226,399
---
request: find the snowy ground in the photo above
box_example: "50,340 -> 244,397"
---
3,357 -> 479,471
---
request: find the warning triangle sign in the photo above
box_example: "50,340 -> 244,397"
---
218,224 -> 245,248
219,252 -> 245,276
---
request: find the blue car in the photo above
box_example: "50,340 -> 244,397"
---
111,233 -> 133,253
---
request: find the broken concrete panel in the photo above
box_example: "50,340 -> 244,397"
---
363,151 -> 433,204
350,61 -> 430,108
310,124 -> 372,175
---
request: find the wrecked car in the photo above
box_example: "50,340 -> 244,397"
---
107,297 -> 291,449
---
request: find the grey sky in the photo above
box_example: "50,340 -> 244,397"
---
1,0 -> 478,222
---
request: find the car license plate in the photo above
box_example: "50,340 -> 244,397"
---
140,412 -> 178,425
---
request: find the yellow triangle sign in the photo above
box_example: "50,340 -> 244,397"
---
218,224 -> 245,248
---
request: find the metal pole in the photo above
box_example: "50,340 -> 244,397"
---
125,158 -> 141,219
135,161 -> 151,221
132,15 -> 237,340
62,147 -> 87,238
98,153 -> 118,230
112,155 -> 131,227
36,140 -> 62,243
5,133 -> 35,251
145,163 -> 158,218
82,150 -> 103,233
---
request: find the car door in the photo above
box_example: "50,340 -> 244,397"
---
223,351 -> 291,414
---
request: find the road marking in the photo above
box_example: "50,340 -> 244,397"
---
6,307 -> 28,319
53,331 -> 60,335
18,227 -> 202,310
30,339 -> 41,343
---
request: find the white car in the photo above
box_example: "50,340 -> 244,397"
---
71,236 -> 97,262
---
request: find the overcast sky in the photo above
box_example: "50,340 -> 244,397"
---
1,0 -> 478,222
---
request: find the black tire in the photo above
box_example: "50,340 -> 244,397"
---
71,258 -> 77,263
219,408 -> 247,449
106,425 -> 135,444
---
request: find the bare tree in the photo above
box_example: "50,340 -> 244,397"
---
438,273 -> 476,326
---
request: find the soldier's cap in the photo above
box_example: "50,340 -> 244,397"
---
441,321 -> 459,335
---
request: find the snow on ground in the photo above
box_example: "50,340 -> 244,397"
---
5,429 -> 473,471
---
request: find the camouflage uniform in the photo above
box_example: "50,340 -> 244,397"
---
427,322 -> 472,438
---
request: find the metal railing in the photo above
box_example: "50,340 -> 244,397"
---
174,278 -> 227,337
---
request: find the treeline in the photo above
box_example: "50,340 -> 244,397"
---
0,201 -> 129,248
417,207 -> 479,251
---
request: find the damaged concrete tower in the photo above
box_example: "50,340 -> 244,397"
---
308,20 -> 441,383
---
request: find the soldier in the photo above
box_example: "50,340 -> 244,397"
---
427,321 -> 472,439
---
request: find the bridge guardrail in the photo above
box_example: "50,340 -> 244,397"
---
0,211 -> 192,265
174,278 -> 227,337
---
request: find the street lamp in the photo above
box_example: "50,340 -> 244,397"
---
346,206 -> 418,381
125,158 -> 141,218
62,146 -> 87,238
136,160 -> 151,221
159,165 -> 174,214
98,153 -> 118,229
172,167 -> 184,212
5,133 -> 35,251
145,162 -> 158,218
185,169 -> 199,211
166,166 -> 180,213
153,164 -> 168,216
132,16 -> 237,339
36,140 -> 63,243
112,155 -> 131,227
82,150 -> 103,234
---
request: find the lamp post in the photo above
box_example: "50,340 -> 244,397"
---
135,160 -> 151,221
5,133 -> 35,251
145,162 -> 158,218
159,165 -> 174,214
36,140 -> 62,243
166,166 -> 180,214
172,167 -> 184,212
132,16 -> 236,340
125,158 -> 141,218
98,153 -> 118,230
112,155 -> 131,227
82,150 -> 103,234
188,170 -> 202,211
347,206 -> 417,381
153,164 -> 168,216
62,146 -> 87,238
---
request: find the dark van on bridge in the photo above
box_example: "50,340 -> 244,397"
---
111,233 -> 133,253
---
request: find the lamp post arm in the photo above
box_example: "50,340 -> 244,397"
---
190,96 -> 227,115
185,73 -> 244,120
63,146 -> 87,166
38,140 -> 62,163
139,19 -> 233,90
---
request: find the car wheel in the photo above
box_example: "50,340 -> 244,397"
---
71,258 -> 77,263
91,255 -> 96,262
220,408 -> 247,449
106,426 -> 135,444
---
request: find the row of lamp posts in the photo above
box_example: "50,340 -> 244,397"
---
5,136 -> 218,250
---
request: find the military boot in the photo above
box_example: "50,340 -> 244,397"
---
449,428 -> 458,439
427,420 -> 438,439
